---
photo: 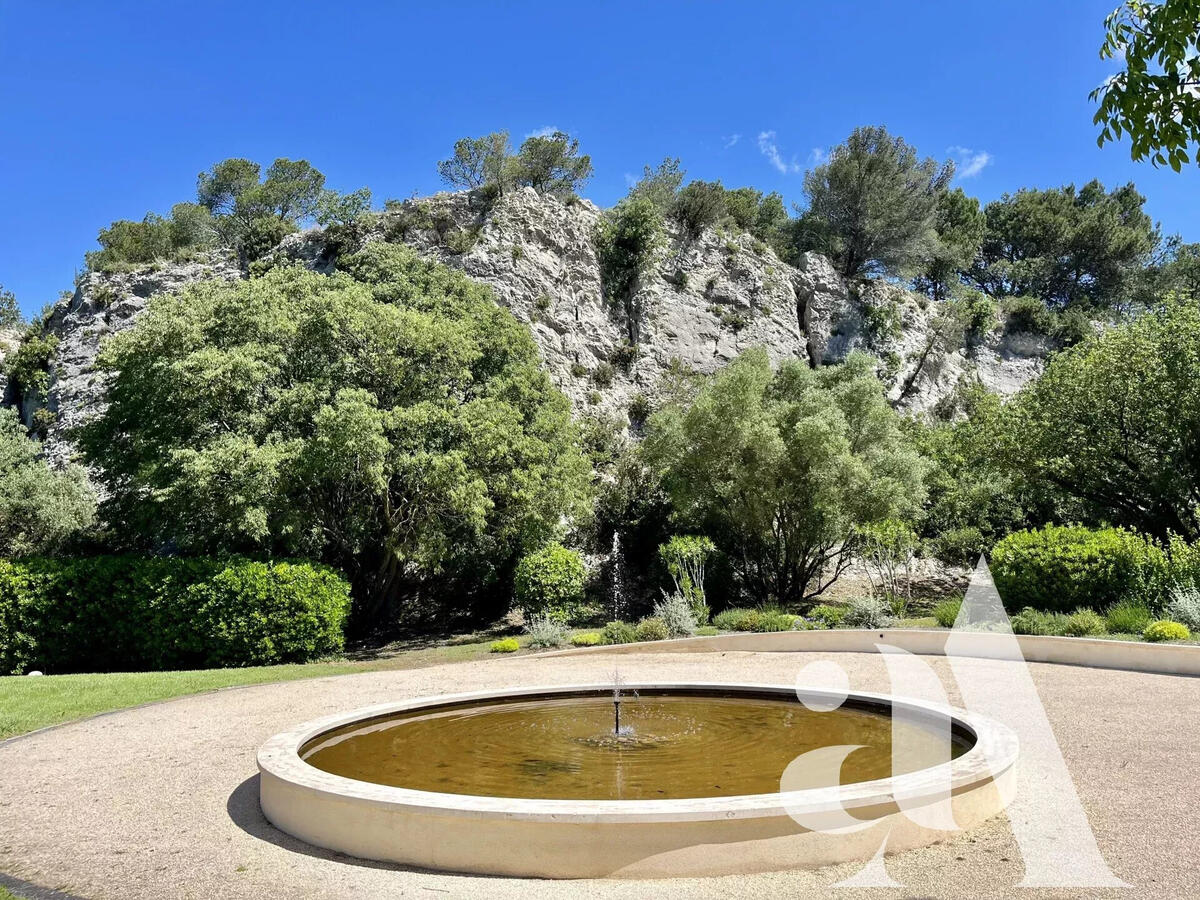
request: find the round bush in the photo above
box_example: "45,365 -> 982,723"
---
1009,607 -> 1068,636
1164,585 -> 1200,631
490,637 -> 519,653
601,620 -> 637,645
513,543 -> 587,622
1061,608 -> 1108,637
712,607 -> 761,632
634,617 -> 670,642
1105,599 -> 1151,635
570,632 -> 601,647
842,596 -> 894,629
752,611 -> 797,632
991,525 -> 1166,614
1144,620 -> 1191,643
808,604 -> 847,628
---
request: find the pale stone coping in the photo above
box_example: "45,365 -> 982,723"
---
548,629 -> 1200,677
257,682 -> 1017,825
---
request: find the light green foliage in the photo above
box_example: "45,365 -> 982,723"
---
634,616 -> 670,642
511,131 -> 593,198
2,329 -> 58,407
315,187 -> 373,227
0,284 -> 19,328
712,607 -> 760,631
595,194 -> 664,343
1062,607 -> 1109,637
991,525 -> 1168,613
196,157 -> 325,259
842,595 -> 895,629
628,157 -> 685,214
652,590 -> 698,637
437,132 -> 513,192
513,543 -> 587,622
1144,619 -> 1191,642
523,612 -> 569,648
858,518 -> 918,605
601,620 -> 638,644
808,604 -> 847,628
77,244 -> 590,620
1008,300 -> 1200,539
0,407 -> 95,556
658,534 -> 716,621
1092,1 -> 1200,169
643,349 -> 927,607
798,125 -> 953,277
933,597 -> 963,628
86,203 -> 218,272
671,180 -> 726,239
722,187 -> 790,253
1010,607 -> 1071,636
1106,598 -> 1153,634
0,556 -> 350,674
570,632 -> 601,647
1155,240 -> 1200,300
913,188 -> 987,303
968,181 -> 1157,311
490,637 -> 519,653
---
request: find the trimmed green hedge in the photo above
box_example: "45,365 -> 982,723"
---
0,556 -> 352,675
991,525 -> 1166,613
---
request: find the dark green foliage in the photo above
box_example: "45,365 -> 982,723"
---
592,362 -> 615,387
968,181 -> 1157,311
671,180 -> 726,239
991,525 -> 1167,613
86,203 -> 217,272
628,157 -> 685,213
798,125 -> 953,277
513,543 -> 587,621
0,556 -> 351,674
76,243 -> 590,623
1092,1 -> 1200,169
2,330 -> 58,404
1106,598 -> 1153,634
1009,607 -> 1072,636
933,597 -> 962,628
0,284 -> 23,328
913,188 -> 986,303
239,215 -> 296,263
437,132 -> 513,192
712,607 -> 761,631
197,157 -> 325,258
634,616 -> 670,641
1062,607 -> 1109,636
595,195 -> 664,343
511,131 -> 593,198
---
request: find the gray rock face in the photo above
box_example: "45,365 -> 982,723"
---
6,189 -> 1050,467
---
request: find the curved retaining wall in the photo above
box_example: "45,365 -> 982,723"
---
550,629 -> 1200,677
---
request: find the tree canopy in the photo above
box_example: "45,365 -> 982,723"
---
642,349 -> 927,607
0,285 -> 19,328
77,244 -> 590,621
1092,0 -> 1200,169
798,125 -> 953,278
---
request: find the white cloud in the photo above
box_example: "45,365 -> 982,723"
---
526,125 -> 559,139
758,131 -> 801,174
723,133 -> 741,149
948,145 -> 993,179
807,146 -> 830,167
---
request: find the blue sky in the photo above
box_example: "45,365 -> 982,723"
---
3,0 -> 1197,317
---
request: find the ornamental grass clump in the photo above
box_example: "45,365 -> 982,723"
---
652,590 -> 698,638
601,620 -> 637,645
524,613 -> 569,648
1062,608 -> 1108,637
1105,598 -> 1152,635
933,597 -> 963,628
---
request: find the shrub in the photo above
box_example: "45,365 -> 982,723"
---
592,362 -> 615,388
570,632 -> 601,647
712,607 -> 761,631
490,637 -> 519,653
1002,295 -> 1055,334
1009,607 -> 1070,636
842,596 -> 895,629
653,590 -> 698,638
753,611 -> 797,632
658,534 -> 716,623
671,180 -> 726,239
1163,585 -> 1200,631
635,616 -> 670,642
0,556 -> 351,674
808,604 -> 847,628
1143,620 -> 1191,643
1061,608 -> 1108,637
524,613 -> 569,649
513,543 -> 587,622
601,620 -> 637,645
933,597 -> 962,628
991,525 -> 1167,613
1105,599 -> 1152,634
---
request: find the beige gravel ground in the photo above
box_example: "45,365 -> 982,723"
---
0,648 -> 1197,900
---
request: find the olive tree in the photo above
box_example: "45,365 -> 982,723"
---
643,349 -> 927,607
77,244 -> 590,621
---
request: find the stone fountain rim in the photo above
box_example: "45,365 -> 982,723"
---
258,682 -> 1017,824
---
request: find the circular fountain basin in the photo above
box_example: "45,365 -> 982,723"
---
258,683 -> 1017,878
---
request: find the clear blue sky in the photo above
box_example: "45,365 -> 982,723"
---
3,0 -> 1197,317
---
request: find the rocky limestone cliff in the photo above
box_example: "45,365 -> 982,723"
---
7,188 -> 1052,466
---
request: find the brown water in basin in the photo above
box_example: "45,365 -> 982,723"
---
300,690 -> 971,801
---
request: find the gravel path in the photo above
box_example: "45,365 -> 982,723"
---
0,649 -> 1196,899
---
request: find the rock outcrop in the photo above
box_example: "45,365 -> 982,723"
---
6,188 -> 1052,465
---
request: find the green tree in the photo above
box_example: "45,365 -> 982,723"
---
437,132 -> 513,193
510,131 -> 593,197
86,203 -> 218,272
629,157 -> 685,213
77,244 -> 590,621
1092,0 -> 1200,169
0,407 -> 96,556
513,542 -> 587,621
1008,298 -> 1200,540
968,180 -> 1158,311
913,188 -> 986,303
671,180 -> 727,239
196,157 -> 326,253
798,125 -> 953,278
595,195 -> 664,344
0,285 -> 20,328
643,349 -> 927,607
